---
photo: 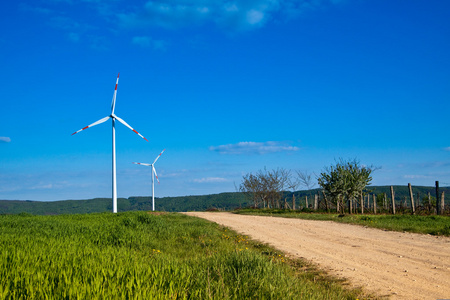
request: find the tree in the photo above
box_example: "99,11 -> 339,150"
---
296,170 -> 316,191
239,168 -> 291,209
318,159 -> 374,214
239,173 -> 265,208
296,170 -> 317,209
287,172 -> 300,210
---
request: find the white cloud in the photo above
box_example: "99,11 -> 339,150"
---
209,141 -> 300,155
49,16 -> 82,31
30,183 -> 54,190
118,2 -> 213,30
0,137 -> 11,143
132,36 -> 166,50
193,177 -> 228,183
403,175 -> 430,179
23,0 -> 345,50
117,0 -> 342,32
132,36 -> 151,47
246,9 -> 265,25
68,32 -> 80,42
19,3 -> 53,14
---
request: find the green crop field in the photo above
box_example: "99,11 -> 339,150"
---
0,212 -> 365,299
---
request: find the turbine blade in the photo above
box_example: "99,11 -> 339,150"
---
114,115 -> 149,142
111,73 -> 120,114
133,162 -> 151,166
153,166 -> 160,184
153,149 -> 166,164
71,116 -> 110,135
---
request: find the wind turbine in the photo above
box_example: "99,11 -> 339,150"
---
72,73 -> 148,213
133,149 -> 165,211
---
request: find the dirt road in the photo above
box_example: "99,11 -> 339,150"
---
183,212 -> 450,300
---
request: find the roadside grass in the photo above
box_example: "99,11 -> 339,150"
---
0,211 -> 369,299
233,209 -> 450,236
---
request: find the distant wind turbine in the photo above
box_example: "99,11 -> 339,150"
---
72,73 -> 149,213
133,149 -> 165,211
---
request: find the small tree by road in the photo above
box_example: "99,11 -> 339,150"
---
296,170 -> 316,209
318,159 -> 374,214
239,168 -> 290,209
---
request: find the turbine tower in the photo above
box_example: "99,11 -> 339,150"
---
72,73 -> 148,213
133,149 -> 165,211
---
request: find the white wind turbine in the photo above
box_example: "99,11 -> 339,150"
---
133,149 -> 165,211
72,73 -> 148,213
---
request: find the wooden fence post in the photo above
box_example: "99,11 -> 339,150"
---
367,194 -> 369,211
305,195 -> 308,209
314,194 -> 318,210
360,193 -> 364,214
441,191 -> 445,213
367,194 -> 370,210
292,194 -> 296,210
373,194 -> 377,214
390,186 -> 396,214
436,181 -> 441,215
408,183 -> 415,214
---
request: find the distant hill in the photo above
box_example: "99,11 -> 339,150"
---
0,185 -> 448,215
0,193 -> 250,215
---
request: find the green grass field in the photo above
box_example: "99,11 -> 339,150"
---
234,209 -> 450,236
0,212 -> 365,299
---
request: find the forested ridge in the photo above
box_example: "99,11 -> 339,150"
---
1,186 -> 448,215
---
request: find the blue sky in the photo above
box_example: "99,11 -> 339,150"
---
1,0 -> 449,201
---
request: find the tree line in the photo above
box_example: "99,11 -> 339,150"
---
239,159 -> 448,215
239,167 -> 317,209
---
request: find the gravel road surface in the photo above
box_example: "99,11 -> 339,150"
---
183,212 -> 450,300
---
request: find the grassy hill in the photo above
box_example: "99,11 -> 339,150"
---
0,185 -> 448,215
0,193 -> 250,215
